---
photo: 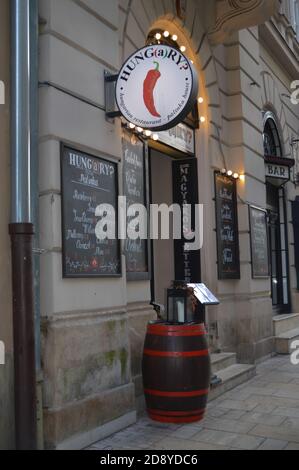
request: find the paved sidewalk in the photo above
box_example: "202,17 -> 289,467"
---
88,355 -> 299,451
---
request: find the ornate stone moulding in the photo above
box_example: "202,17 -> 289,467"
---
208,0 -> 280,44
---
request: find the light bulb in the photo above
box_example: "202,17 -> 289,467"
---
198,97 -> 204,104
152,134 -> 159,141
239,174 -> 245,182
180,45 -> 186,52
129,123 -> 135,129
163,31 -> 170,38
220,169 -> 226,174
172,34 -> 178,41
200,116 -> 206,123
145,130 -> 152,137
136,127 -> 143,133
233,173 -> 239,179
155,33 -> 162,40
227,170 -> 233,177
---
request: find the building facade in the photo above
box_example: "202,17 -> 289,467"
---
1,0 -> 299,450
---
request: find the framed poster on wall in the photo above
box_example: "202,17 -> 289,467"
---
122,132 -> 151,281
249,205 -> 270,279
61,145 -> 121,278
214,172 -> 240,280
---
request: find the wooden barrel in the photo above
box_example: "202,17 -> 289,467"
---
142,322 -> 210,423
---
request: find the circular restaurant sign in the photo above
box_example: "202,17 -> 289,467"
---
115,45 -> 198,132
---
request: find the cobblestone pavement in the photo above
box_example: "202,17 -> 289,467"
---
88,355 -> 299,451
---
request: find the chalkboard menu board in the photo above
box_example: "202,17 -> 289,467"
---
214,172 -> 240,280
173,158 -> 201,283
61,145 -> 121,277
123,133 -> 150,280
249,206 -> 270,278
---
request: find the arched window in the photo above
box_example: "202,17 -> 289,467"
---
263,115 -> 282,158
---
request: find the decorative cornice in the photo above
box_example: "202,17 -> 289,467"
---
208,0 -> 280,45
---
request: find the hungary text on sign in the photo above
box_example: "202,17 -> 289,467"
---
116,45 -> 198,131
61,146 -> 121,277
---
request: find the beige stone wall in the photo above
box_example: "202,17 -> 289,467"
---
259,37 -> 299,315
0,0 -> 14,450
38,0 -> 154,449
38,0 -> 299,449
208,27 -> 274,361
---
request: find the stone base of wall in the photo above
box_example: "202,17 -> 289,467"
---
44,383 -> 136,449
217,293 -> 274,363
56,410 -> 136,450
291,290 -> 299,314
0,353 -> 15,450
42,303 -> 155,449
127,303 -> 156,408
237,336 -> 275,364
42,307 -> 136,449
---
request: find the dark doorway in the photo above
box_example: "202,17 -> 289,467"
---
266,183 -> 290,313
148,146 -> 201,306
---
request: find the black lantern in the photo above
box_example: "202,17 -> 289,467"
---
166,281 -> 197,324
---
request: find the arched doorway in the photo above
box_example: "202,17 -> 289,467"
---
263,111 -> 291,314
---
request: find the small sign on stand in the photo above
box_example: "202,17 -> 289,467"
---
188,283 -> 222,388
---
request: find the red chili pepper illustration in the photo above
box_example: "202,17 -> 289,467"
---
143,61 -> 161,118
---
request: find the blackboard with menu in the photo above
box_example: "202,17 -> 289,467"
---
61,145 -> 121,277
214,172 -> 240,280
249,206 -> 270,278
122,133 -> 150,280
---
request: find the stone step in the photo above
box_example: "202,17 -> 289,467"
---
209,364 -> 256,401
275,327 -> 299,354
273,313 -> 299,336
210,352 -> 237,373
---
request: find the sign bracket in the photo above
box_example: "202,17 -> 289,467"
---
104,70 -> 121,121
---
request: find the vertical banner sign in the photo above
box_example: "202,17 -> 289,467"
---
292,198 -> 299,289
61,146 -> 121,277
173,158 -> 201,283
214,172 -> 240,280
123,133 -> 150,280
249,206 -> 270,278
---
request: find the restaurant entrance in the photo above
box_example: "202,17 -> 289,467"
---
148,134 -> 201,307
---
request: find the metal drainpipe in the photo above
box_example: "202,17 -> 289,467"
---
9,0 -> 38,450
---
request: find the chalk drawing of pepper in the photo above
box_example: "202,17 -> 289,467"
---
143,61 -> 161,118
